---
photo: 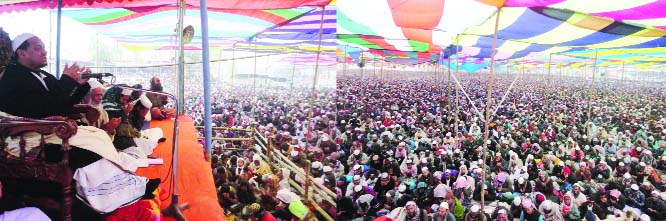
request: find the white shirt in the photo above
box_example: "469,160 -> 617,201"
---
31,71 -> 49,91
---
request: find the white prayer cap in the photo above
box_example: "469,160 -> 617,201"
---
323,166 -> 332,173
513,197 -> 522,206
470,205 -> 480,213
353,175 -> 361,181
542,200 -> 552,210
405,159 -> 412,164
121,88 -> 133,96
631,184 -> 639,190
518,177 -> 525,184
623,172 -> 631,179
88,78 -> 104,89
439,202 -> 449,210
11,33 -> 35,52
498,209 -> 507,214
311,161 -> 322,169
290,151 -> 299,157
405,201 -> 416,207
252,154 -> 261,161
354,185 -> 362,192
353,164 -> 362,170
138,94 -> 152,108
398,184 -> 407,192
380,172 -> 389,179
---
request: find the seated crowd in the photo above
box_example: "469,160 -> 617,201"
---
187,85 -> 338,220
332,72 -> 665,221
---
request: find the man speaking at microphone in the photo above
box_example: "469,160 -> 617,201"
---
0,33 -> 92,118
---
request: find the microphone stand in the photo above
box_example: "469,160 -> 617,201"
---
113,85 -> 188,221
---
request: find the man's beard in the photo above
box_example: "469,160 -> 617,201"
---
151,83 -> 163,92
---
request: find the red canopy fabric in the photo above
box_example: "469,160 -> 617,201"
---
0,0 -> 331,13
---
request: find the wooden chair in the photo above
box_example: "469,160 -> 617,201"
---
0,106 -> 99,221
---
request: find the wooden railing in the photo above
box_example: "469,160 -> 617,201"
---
195,125 -> 255,149
197,125 -> 335,220
253,130 -> 335,221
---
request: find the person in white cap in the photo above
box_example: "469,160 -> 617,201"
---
433,202 -> 455,221
566,183 -> 588,207
404,200 -> 428,221
537,200 -> 563,221
465,204 -> 487,221
624,183 -> 645,208
644,190 -> 666,219
0,32 -> 93,118
493,208 -> 510,221
82,79 -> 119,129
250,154 -> 271,176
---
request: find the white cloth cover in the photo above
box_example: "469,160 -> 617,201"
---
73,158 -> 147,213
0,207 -> 51,221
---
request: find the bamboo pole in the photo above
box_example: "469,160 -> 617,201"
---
230,43 -> 236,86
587,49 -> 599,140
621,61 -> 625,88
447,50 -> 452,113
194,126 -> 252,132
454,36 -> 461,137
545,53 -> 552,112
481,7 -> 501,211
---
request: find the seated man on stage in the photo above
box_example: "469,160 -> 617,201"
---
0,32 -> 160,216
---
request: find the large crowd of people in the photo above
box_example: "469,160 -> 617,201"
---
4,26 -> 666,221
184,82 -> 338,220
331,70 -> 665,221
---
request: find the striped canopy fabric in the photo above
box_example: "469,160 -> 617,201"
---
0,0 -> 332,13
338,0 -> 666,68
60,7 -> 315,51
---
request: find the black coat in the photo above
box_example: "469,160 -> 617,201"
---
0,63 -> 90,118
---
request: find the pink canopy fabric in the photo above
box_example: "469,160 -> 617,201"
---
0,0 -> 331,13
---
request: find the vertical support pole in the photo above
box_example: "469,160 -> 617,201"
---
200,0 -> 212,159
481,8 -> 501,211
55,0 -> 62,79
267,130 -> 273,165
447,49 -> 452,113
545,53 -> 552,113
587,49 -> 599,138
305,160 -> 311,202
307,6 -> 327,157
230,43 -> 236,86
290,63 -> 296,105
454,37 -> 460,136
308,6 -> 327,120
621,61 -> 625,88
251,39 -> 258,117
176,0 -> 186,113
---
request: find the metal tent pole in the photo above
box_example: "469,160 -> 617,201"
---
176,0 -> 186,113
55,0 -> 62,79
481,7 -> 501,211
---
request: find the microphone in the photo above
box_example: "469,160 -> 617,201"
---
81,73 -> 114,79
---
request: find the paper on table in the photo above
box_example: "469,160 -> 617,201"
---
137,158 -> 164,167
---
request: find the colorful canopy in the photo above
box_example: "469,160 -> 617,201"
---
0,0 -> 332,13
338,0 -> 666,69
